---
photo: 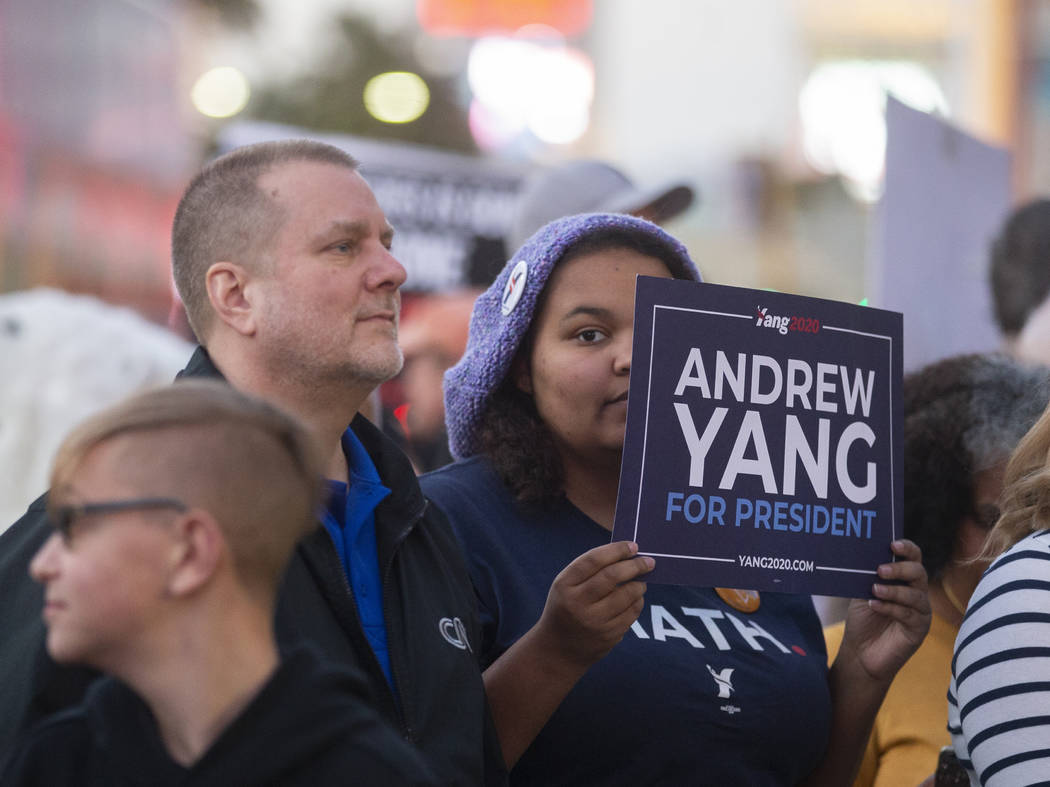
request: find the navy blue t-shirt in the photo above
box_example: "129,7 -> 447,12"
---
421,456 -> 831,787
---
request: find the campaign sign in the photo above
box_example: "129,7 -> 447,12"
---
611,278 -> 903,598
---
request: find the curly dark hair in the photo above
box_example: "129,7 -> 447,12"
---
903,353 -> 1050,578
477,378 -> 564,504
990,199 -> 1050,337
475,226 -> 694,505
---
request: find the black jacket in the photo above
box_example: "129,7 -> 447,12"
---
1,646 -> 440,786
0,347 -> 505,785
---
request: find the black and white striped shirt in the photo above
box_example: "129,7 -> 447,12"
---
948,528 -> 1050,786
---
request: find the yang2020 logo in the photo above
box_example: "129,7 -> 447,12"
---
755,306 -> 820,336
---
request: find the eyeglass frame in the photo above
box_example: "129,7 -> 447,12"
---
46,498 -> 189,546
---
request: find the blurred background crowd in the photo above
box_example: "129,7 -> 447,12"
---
2,0 -> 1049,526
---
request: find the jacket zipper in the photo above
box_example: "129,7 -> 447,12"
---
320,530 -> 408,732
382,499 -> 426,743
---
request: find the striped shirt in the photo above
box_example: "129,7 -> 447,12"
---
948,528 -> 1050,786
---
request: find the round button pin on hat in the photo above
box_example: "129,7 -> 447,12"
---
501,260 -> 529,316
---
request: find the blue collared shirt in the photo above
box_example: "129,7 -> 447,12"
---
321,428 -> 395,692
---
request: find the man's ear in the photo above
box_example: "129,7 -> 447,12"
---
167,510 -> 224,598
512,354 -> 532,394
205,262 -> 257,337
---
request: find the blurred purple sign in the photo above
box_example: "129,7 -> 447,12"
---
871,97 -> 1010,371
612,277 -> 902,598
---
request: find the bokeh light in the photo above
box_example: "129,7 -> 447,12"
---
799,60 -> 949,202
363,71 -> 431,124
468,99 -> 523,152
190,66 -> 251,119
467,35 -> 594,147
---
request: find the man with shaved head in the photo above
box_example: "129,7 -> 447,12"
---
2,381 -> 435,784
0,140 -> 505,783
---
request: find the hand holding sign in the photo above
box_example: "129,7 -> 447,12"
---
534,540 -> 654,669
840,539 -> 931,682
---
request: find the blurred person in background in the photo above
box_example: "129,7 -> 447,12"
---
948,394 -> 1050,785
0,289 -> 191,533
504,158 -> 695,255
422,212 -> 930,785
825,353 -> 1050,787
395,289 -> 481,472
989,198 -> 1050,364
1,381 -> 435,786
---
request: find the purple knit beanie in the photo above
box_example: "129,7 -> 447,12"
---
444,212 -> 703,460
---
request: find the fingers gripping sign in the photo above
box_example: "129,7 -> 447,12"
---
841,539 -> 932,683
805,540 -> 931,786
538,541 -> 655,668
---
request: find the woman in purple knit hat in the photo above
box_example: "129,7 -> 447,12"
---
420,212 -> 929,786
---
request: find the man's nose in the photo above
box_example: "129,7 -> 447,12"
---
368,245 -> 408,291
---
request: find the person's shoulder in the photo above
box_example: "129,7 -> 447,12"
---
0,493 -> 67,759
962,528 -> 1050,631
1006,527 -> 1050,552
1,701 -> 95,786
235,647 -> 440,786
420,457 -> 512,538
980,528 -> 1050,587
955,530 -> 1050,671
0,492 -> 50,559
0,493 -> 50,605
421,455 -> 491,482
1003,527 -> 1050,553
420,455 -> 500,499
1018,528 -> 1050,553
278,644 -> 369,698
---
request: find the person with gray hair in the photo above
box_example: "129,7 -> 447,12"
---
825,352 -> 1050,786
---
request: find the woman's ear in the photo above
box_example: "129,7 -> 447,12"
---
205,262 -> 257,337
512,354 -> 532,394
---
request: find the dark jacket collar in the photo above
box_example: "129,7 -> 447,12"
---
175,345 -> 222,381
175,346 -> 426,540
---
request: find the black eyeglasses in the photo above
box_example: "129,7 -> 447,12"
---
46,498 -> 188,545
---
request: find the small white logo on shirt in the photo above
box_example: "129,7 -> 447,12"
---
439,617 -> 472,652
707,664 -> 735,698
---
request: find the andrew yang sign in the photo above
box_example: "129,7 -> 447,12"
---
611,278 -> 903,597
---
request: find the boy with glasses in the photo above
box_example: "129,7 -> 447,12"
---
2,381 -> 434,785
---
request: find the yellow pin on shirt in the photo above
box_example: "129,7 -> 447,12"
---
716,587 -> 760,613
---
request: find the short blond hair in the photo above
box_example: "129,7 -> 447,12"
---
984,401 -> 1050,558
172,139 -> 359,341
50,380 -> 323,600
